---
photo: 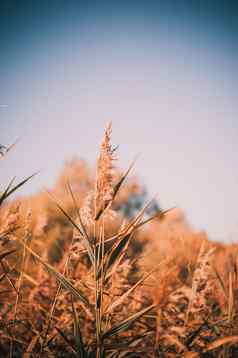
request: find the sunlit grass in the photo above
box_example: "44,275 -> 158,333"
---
1,125 -> 238,357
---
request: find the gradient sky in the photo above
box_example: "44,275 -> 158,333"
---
0,1 -> 238,241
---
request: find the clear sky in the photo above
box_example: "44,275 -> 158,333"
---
0,1 -> 238,242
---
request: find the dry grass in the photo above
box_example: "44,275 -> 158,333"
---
1,125 -> 238,357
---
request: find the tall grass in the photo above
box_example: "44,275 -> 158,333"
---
1,127 -> 238,357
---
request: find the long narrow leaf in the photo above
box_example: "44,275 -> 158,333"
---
6,172 -> 38,199
96,234 -> 131,281
55,327 -> 78,356
67,182 -> 95,266
104,234 -> 133,281
67,182 -> 89,240
0,249 -> 17,262
47,191 -> 95,266
95,157 -> 137,221
17,240 -> 90,308
205,335 -> 238,352
113,156 -> 138,199
136,207 -> 176,229
213,266 -> 227,302
0,177 -> 16,206
79,207 -> 175,256
6,137 -> 21,154
71,297 -> 87,357
106,261 -> 167,313
23,334 -> 41,358
105,196 -> 158,248
0,173 -> 37,207
102,304 -> 156,340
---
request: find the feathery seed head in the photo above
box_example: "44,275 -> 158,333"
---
95,121 -> 117,214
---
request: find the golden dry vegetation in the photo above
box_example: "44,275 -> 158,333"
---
1,123 -> 238,357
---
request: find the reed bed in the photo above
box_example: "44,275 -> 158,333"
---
1,125 -> 238,357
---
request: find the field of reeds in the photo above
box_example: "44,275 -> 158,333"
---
1,123 -> 238,357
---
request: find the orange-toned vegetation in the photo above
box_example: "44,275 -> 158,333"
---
0,124 -> 238,357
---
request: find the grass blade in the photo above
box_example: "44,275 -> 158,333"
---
96,234 -> 131,281
205,335 -> 238,352
6,173 -> 38,199
0,173 -> 38,207
102,304 -> 156,340
71,296 -> 87,357
47,191 -> 95,266
106,261 -> 167,313
0,177 -> 16,206
95,157 -> 137,221
55,327 -> 78,356
0,249 -> 17,262
17,240 -> 90,308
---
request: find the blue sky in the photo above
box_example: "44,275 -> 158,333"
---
0,1 -> 238,241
